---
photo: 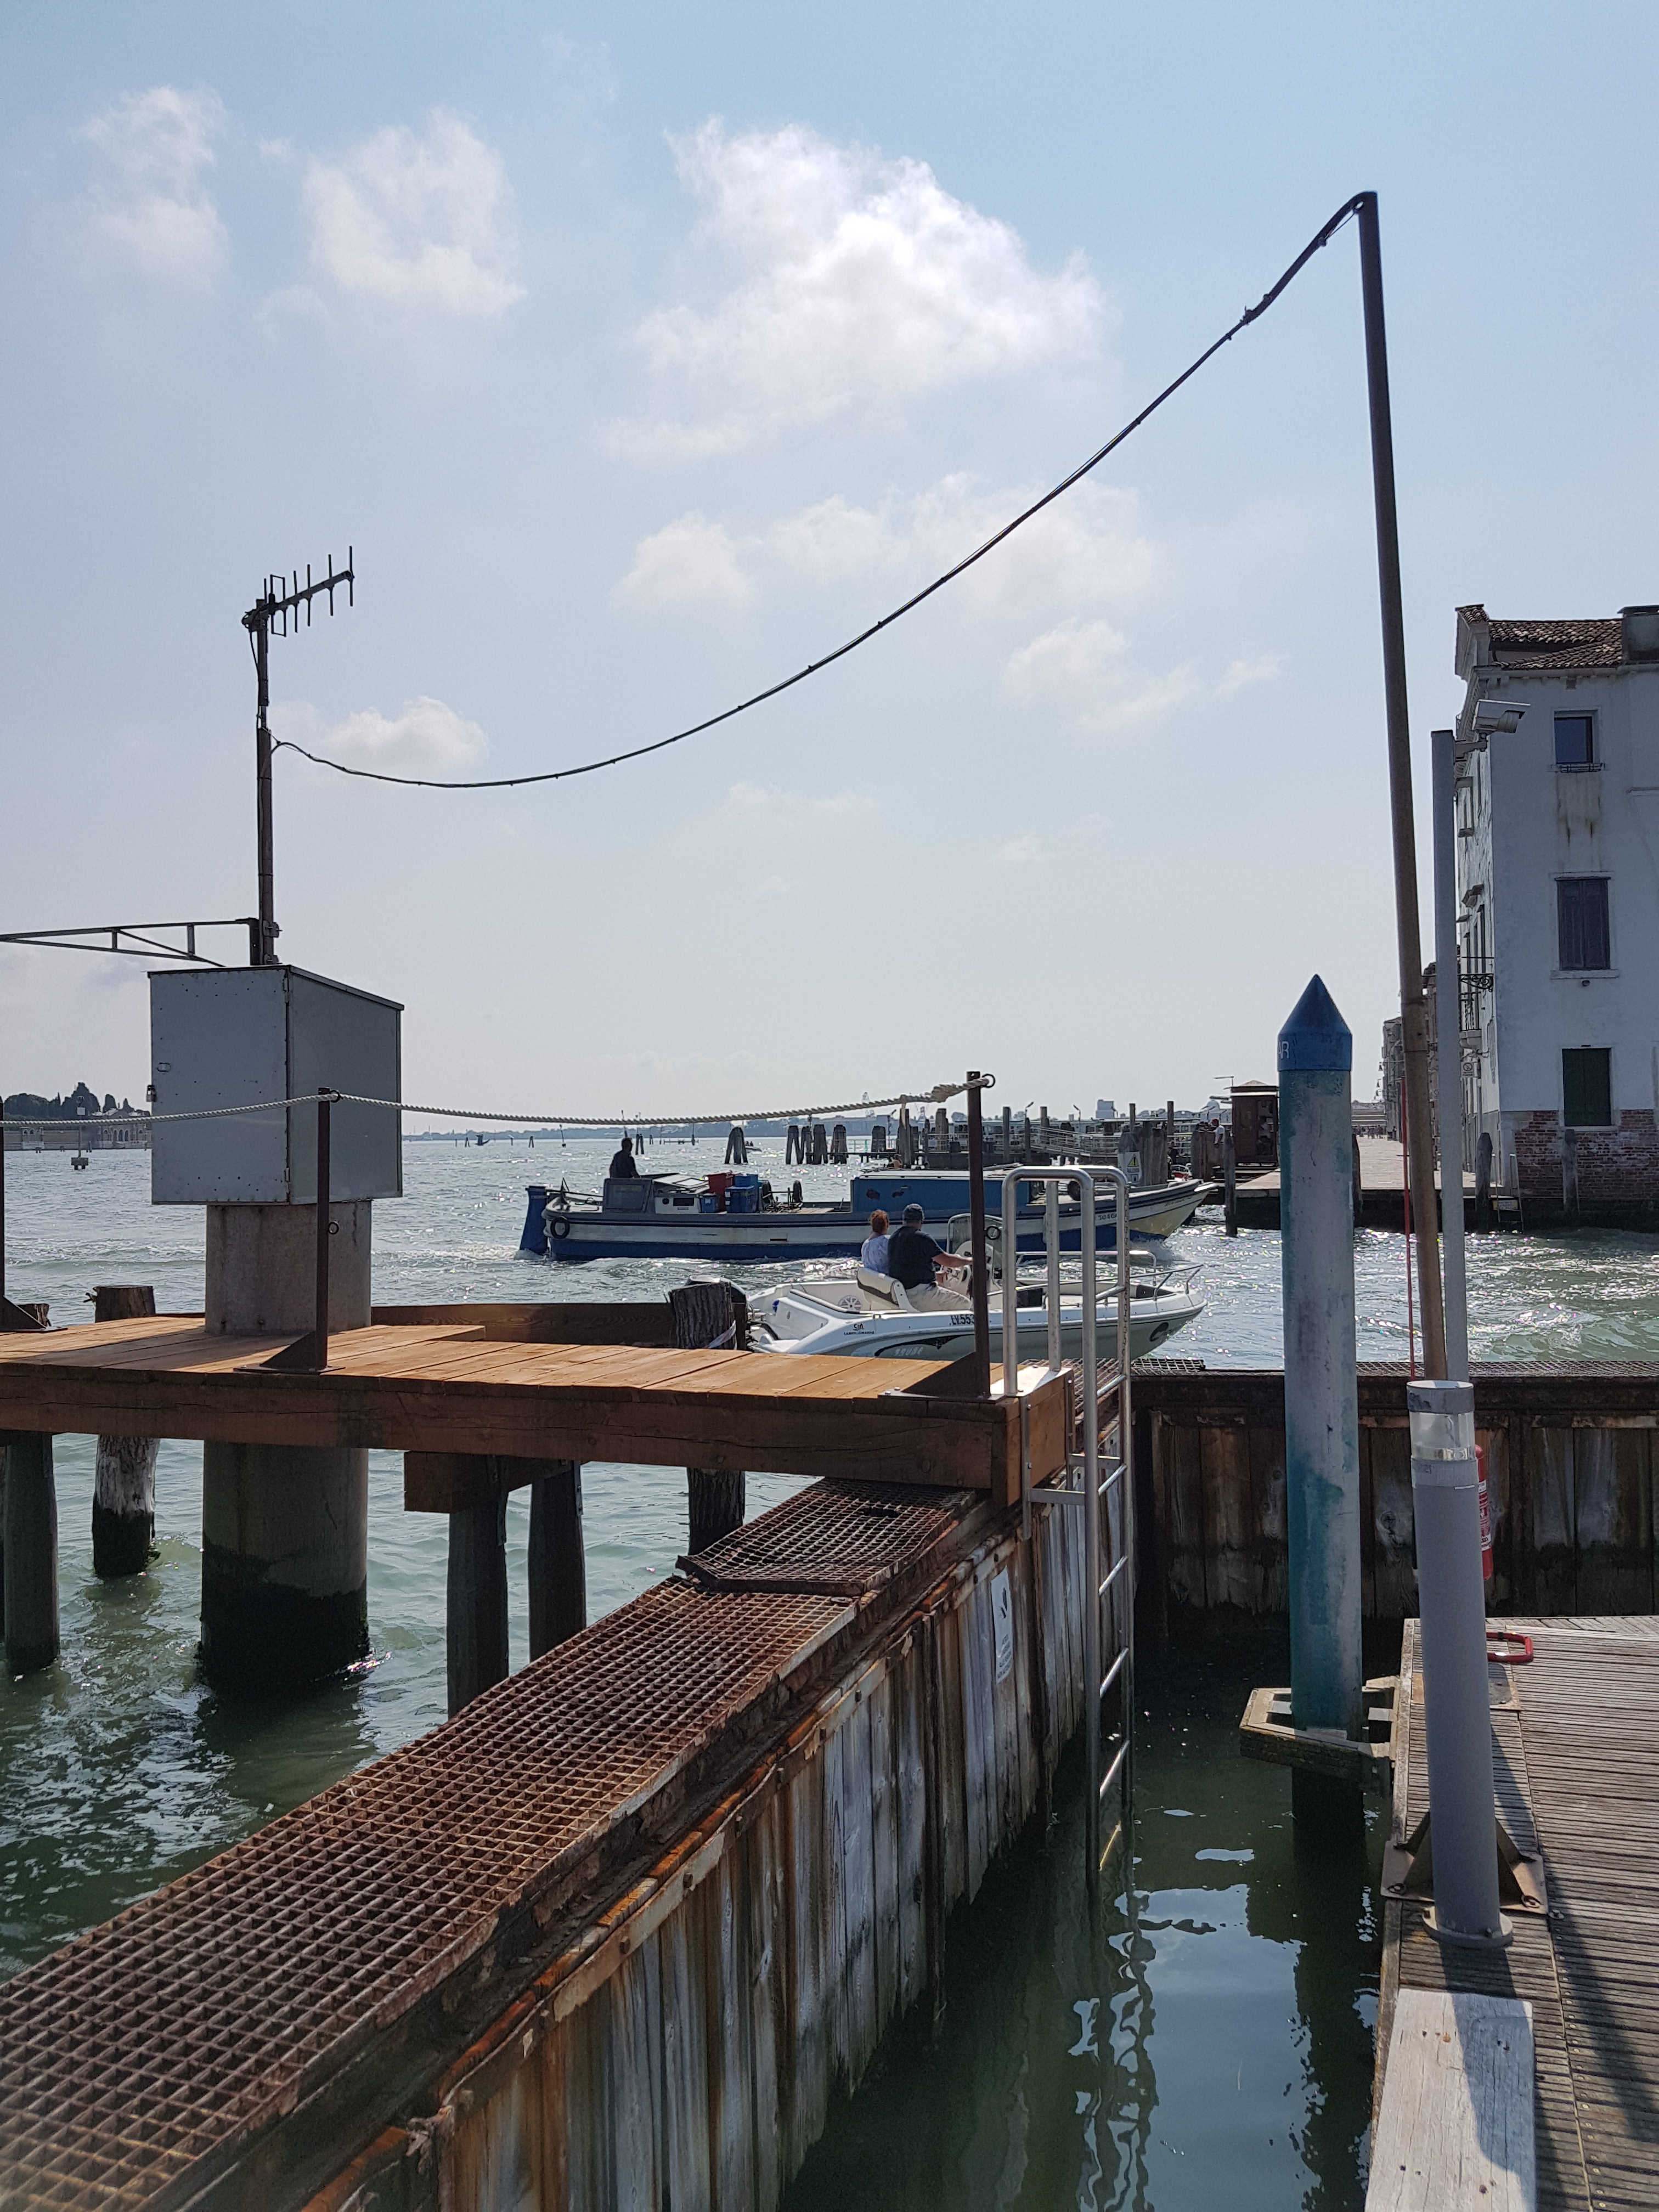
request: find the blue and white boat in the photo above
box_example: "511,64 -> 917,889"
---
518,1165 -> 1215,1265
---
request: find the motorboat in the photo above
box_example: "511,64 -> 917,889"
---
520,1164 -> 1215,1264
750,1255 -> 1204,1364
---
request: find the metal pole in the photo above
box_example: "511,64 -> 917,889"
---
1,1091 -> 6,1308
1356,191 -> 1446,1379
966,1072 -> 991,1396
1001,1170 -> 1021,1418
1408,1378 -> 1502,1938
1080,1171 -> 1101,1889
1114,1169 -> 1133,1811
1432,727 -> 1470,1380
1045,1178 -> 1062,1373
255,600 -> 275,967
314,1088 -> 331,1369
1279,976 -> 1365,1751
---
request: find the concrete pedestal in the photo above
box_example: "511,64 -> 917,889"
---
200,1203 -> 371,1691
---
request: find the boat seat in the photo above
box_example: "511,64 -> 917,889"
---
855,1266 -> 900,1300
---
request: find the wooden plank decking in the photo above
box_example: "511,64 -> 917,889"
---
1378,1616 -> 1659,2210
0,1315 -> 1069,1501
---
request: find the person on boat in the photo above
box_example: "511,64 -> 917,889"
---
886,1203 -> 968,1310
609,1134 -> 639,1179
860,1210 -> 891,1272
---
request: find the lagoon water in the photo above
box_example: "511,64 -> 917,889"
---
4,1138 -> 1656,2205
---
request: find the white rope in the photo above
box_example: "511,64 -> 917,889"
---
1,1078 -> 977,1132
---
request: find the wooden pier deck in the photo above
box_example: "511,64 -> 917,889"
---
0,1313 -> 1069,1503
1378,1615 -> 1659,2209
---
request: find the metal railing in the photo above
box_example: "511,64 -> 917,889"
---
998,1166 -> 1135,1889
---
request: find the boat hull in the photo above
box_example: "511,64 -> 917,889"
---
753,1289 -> 1203,1363
541,1212 -> 868,1262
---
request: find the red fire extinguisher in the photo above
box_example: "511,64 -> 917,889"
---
1476,1441 -> 1493,1581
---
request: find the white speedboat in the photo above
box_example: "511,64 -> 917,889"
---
750,1260 -> 1203,1364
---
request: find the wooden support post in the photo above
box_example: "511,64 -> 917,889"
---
3,1432 -> 59,1675
1475,1130 -> 1493,1233
1223,1126 -> 1238,1237
447,1483 -> 509,1717
1353,1132 -> 1365,1227
92,1286 -> 158,1577
670,1282 -> 747,1554
528,1460 -> 586,1658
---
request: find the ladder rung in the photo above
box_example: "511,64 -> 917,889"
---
1097,1646 -> 1128,1700
1098,1556 -> 1128,1599
1097,1737 -> 1130,1801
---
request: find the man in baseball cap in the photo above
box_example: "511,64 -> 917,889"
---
885,1202 -> 969,1311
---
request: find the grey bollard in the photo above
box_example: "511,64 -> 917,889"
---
1408,1379 -> 1503,1939
1279,977 -> 1365,1786
4,1433 -> 59,1675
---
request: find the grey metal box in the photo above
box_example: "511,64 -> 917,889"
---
150,967 -> 403,1204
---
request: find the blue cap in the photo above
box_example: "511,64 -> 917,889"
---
1277,974 -> 1352,1073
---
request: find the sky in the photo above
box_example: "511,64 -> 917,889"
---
2,3 -> 1655,1126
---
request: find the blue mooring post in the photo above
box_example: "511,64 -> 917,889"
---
518,1186 -> 549,1256
1279,977 -> 1364,1825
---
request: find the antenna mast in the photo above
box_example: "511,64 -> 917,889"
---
242,550 -> 354,967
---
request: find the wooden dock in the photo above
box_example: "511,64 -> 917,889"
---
1230,1135 -> 1476,1231
0,1311 -> 1069,1503
1376,1616 -> 1659,2209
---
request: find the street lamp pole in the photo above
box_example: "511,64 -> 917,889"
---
1355,193 -> 1447,1379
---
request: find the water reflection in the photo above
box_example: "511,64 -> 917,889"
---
784,1638 -> 1381,2211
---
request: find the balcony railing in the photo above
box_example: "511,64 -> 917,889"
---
1459,964 -> 1494,1037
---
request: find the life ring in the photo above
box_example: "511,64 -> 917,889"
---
550,1215 -> 571,1241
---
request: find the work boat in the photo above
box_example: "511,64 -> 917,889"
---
522,1164 -> 1214,1264
752,1254 -> 1205,1364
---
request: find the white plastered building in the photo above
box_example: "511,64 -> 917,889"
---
1454,602 -> 1659,1227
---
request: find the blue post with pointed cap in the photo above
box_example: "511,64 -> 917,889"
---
1279,976 -> 1364,1762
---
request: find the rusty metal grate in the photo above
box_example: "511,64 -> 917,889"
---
0,1577 -> 847,2209
679,1479 -> 975,1597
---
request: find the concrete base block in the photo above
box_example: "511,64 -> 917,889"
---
206,1201 -> 371,1335
201,1441 -> 369,1689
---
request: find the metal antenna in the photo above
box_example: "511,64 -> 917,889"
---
242,548 -> 354,967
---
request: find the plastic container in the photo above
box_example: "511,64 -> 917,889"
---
729,1186 -> 758,1214
707,1172 -> 734,1199
698,1192 -> 719,1214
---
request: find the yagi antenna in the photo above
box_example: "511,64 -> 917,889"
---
241,547 -> 354,966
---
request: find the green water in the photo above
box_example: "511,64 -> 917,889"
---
3,1144 -> 1655,2202
786,1636 -> 1382,2212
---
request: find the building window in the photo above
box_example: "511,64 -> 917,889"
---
1554,712 -> 1595,767
1562,1048 -> 1612,1128
1556,876 -> 1611,970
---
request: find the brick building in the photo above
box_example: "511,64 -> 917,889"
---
1454,602 -> 1659,1227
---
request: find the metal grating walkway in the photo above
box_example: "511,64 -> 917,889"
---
0,1472 -> 984,2211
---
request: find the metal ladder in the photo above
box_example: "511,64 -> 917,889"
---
998,1165 -> 1136,1887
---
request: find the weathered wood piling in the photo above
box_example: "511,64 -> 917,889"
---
91,1284 -> 159,1576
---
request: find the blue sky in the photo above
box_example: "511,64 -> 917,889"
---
3,4 -> 1654,1121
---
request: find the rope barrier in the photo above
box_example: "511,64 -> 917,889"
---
1,1077 -> 979,1132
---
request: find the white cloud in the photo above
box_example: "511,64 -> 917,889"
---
304,112 -> 524,316
753,874 -> 793,896
1216,653 -> 1284,697
617,121 -> 1102,453
619,514 -> 750,607
723,780 -> 873,821
278,696 -> 486,772
1003,617 -> 1130,703
992,833 -> 1051,868
619,475 -> 1154,622
1003,622 -> 1280,735
81,87 -> 228,286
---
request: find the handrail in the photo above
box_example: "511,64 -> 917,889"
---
1000,1164 -> 1134,1888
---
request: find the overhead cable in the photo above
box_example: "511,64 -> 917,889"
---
273,196 -> 1366,795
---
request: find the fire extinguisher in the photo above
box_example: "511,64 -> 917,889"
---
1476,1440 -> 1493,1582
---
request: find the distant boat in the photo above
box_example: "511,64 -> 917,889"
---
521,1166 -> 1215,1263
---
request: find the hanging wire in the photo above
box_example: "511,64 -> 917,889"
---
272,197 -> 1365,795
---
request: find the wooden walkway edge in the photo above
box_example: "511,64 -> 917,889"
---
1375,1617 -> 1659,2210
